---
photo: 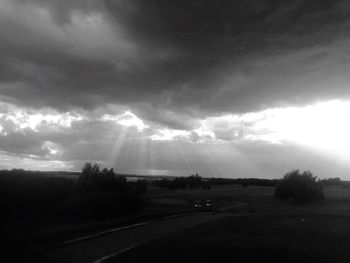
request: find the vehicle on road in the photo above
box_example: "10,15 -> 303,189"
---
193,200 -> 203,208
193,200 -> 213,210
205,200 -> 212,208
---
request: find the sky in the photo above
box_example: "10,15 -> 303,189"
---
1,0 -> 350,179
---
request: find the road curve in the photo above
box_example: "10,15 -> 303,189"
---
23,213 -> 227,263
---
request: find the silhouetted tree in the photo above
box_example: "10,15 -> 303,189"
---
77,162 -> 100,192
275,170 -> 324,204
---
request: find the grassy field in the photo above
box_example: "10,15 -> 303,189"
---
109,214 -> 350,263
9,183 -> 350,262
107,185 -> 350,263
145,184 -> 350,216
144,184 -> 273,213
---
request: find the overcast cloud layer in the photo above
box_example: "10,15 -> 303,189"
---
1,0 -> 350,178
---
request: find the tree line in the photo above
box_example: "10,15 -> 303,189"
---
153,175 -> 280,189
0,163 -> 148,227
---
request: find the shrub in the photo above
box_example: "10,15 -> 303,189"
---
275,170 -> 324,204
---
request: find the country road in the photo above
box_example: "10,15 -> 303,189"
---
21,213 -> 228,263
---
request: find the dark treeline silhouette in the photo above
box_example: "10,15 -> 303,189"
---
153,176 -> 344,190
0,163 -> 147,228
319,177 -> 342,186
208,177 -> 279,187
153,174 -> 207,190
153,175 -> 279,189
209,177 -> 343,188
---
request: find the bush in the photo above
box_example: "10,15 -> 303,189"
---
275,170 -> 324,204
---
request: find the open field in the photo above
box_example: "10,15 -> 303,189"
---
7,183 -> 350,263
144,184 -> 350,216
21,213 -> 227,263
109,214 -> 350,263
106,185 -> 350,263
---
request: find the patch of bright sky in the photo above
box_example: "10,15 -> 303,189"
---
102,111 -> 148,131
150,129 -> 191,141
149,100 -> 350,161
4,111 -> 82,131
243,100 -> 350,160
42,141 -> 61,156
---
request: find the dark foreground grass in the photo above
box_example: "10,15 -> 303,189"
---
108,214 -> 350,263
3,210 -> 193,257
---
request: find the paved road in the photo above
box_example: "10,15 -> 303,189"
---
23,213 -> 227,263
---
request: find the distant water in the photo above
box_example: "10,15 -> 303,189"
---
125,175 -> 177,181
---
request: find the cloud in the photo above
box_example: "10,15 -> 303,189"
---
1,100 -> 350,179
1,1 -> 350,177
1,0 -> 350,123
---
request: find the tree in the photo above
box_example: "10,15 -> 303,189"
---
77,162 -> 101,192
70,162 -> 144,219
275,170 -> 324,204
78,162 -> 129,193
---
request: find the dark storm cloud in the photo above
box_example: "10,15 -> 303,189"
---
1,0 -> 350,127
